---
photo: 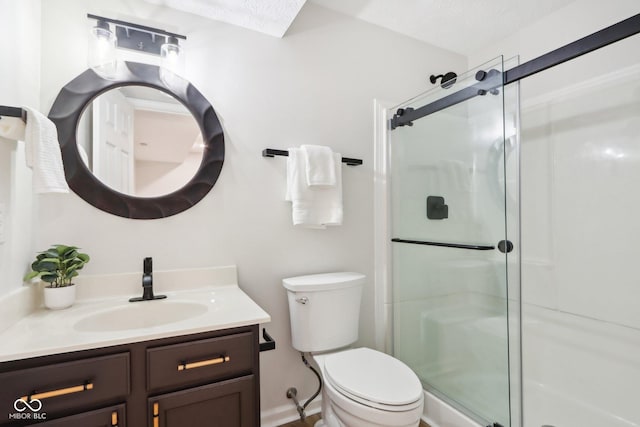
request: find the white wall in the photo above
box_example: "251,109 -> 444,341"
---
470,1 -> 640,426
134,154 -> 201,197
28,0 -> 465,420
0,0 -> 40,296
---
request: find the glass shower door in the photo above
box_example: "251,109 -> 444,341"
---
390,57 -> 513,427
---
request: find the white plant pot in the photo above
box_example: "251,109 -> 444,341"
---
43,284 -> 76,310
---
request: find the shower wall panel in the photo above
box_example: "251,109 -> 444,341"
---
519,62 -> 640,427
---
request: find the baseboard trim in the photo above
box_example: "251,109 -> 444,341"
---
261,399 -> 322,427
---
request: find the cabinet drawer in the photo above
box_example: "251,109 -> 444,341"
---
0,353 -> 129,420
25,403 -> 126,427
147,332 -> 254,392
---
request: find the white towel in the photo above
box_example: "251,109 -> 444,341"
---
286,148 -> 343,228
0,116 -> 26,141
301,144 -> 336,187
23,107 -> 69,194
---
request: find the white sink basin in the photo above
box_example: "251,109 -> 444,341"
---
74,301 -> 208,332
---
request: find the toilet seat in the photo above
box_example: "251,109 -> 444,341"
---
323,348 -> 423,412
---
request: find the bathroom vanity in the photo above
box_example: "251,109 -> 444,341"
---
0,326 -> 258,426
0,267 -> 270,427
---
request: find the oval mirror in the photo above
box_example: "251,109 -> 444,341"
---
77,86 -> 203,197
49,62 -> 224,219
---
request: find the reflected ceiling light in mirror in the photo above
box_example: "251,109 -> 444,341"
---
87,14 -> 186,77
88,19 -> 117,77
190,135 -> 206,153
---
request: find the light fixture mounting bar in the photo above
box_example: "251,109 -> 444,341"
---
87,14 -> 186,40
87,14 -> 186,56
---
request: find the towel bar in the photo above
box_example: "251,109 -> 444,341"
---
262,148 -> 363,166
259,328 -> 276,352
0,106 -> 27,123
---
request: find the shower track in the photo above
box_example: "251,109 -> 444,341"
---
391,12 -> 640,129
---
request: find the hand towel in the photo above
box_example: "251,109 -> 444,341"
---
23,106 -> 69,194
286,148 -> 343,228
301,144 -> 336,187
0,117 -> 26,141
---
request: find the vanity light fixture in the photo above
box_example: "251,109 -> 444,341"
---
87,14 -> 186,72
87,18 -> 117,73
160,36 -> 182,74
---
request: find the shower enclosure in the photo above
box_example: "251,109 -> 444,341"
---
389,57 -> 519,427
385,12 -> 640,427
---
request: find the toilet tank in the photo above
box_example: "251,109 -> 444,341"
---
283,272 -> 365,353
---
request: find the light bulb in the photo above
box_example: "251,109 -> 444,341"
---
88,20 -> 117,77
160,36 -> 183,75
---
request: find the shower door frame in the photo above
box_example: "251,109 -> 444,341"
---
389,55 -> 515,427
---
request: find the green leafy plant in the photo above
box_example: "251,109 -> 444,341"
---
24,244 -> 90,288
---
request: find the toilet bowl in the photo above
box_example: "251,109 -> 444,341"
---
283,272 -> 424,427
313,348 -> 423,427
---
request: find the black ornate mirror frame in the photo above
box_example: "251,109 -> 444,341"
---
49,62 -> 225,219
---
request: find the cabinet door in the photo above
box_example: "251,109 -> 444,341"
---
26,404 -> 125,427
149,375 -> 255,427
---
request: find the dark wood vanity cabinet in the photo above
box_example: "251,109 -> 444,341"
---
29,404 -> 126,427
150,376 -> 255,427
0,325 -> 260,427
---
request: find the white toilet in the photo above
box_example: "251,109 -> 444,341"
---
283,272 -> 424,427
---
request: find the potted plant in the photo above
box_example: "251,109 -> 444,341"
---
24,244 -> 90,310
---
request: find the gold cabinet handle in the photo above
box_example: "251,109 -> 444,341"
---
111,410 -> 118,427
177,355 -> 230,371
153,402 -> 159,427
21,382 -> 93,401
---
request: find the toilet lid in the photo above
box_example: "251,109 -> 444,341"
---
324,348 -> 422,407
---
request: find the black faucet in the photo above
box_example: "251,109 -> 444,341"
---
129,257 -> 166,302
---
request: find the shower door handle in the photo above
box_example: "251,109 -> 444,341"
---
391,238 -> 513,252
391,238 -> 494,251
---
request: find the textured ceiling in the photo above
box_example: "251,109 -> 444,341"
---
144,0 -> 307,37
309,0 -> 576,55
145,0 -> 575,53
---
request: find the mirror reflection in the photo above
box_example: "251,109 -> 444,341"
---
77,86 -> 203,197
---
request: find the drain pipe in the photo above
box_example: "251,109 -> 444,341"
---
286,352 -> 323,422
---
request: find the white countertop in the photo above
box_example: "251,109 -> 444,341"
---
0,284 -> 271,363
